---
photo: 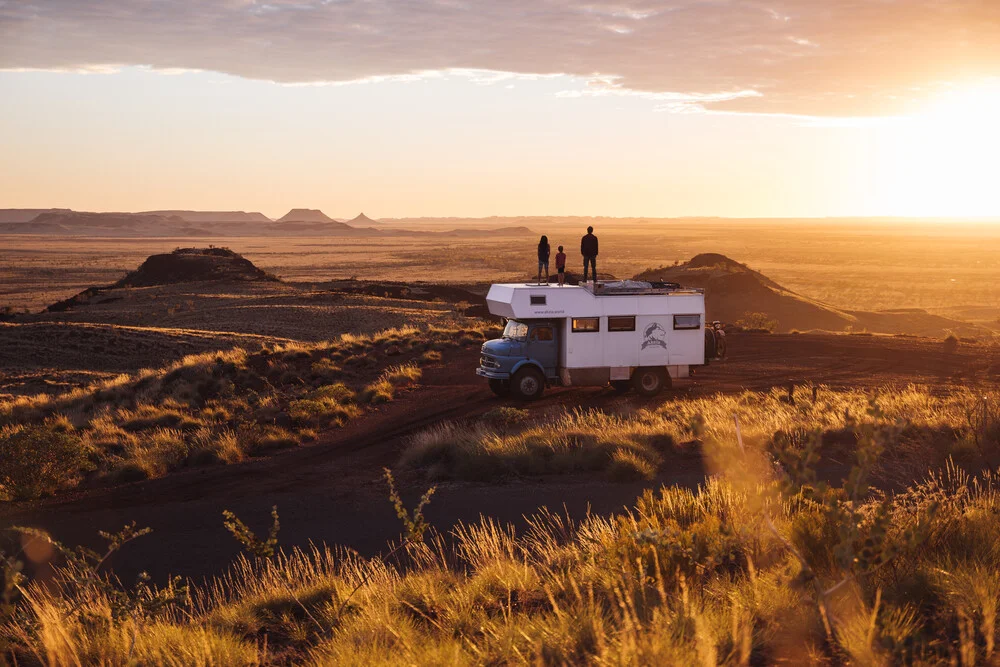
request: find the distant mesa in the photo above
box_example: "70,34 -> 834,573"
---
277,208 -> 334,223
116,247 -> 277,288
0,208 -> 73,223
138,210 -> 272,223
348,212 -> 378,225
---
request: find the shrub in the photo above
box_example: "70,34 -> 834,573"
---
0,422 -> 88,499
607,448 -> 658,481
944,333 -> 960,353
289,383 -> 361,427
735,311 -> 778,332
118,404 -> 202,433
249,426 -> 300,454
187,428 -> 244,466
383,363 -> 422,386
420,350 -> 443,363
361,379 -> 395,405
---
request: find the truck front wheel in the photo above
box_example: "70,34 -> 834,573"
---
488,379 -> 510,397
511,367 -> 545,401
633,367 -> 669,397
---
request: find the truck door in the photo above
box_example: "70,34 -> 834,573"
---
527,324 -> 558,378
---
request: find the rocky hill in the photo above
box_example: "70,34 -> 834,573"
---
115,247 -> 277,288
636,253 -> 987,337
277,208 -> 334,223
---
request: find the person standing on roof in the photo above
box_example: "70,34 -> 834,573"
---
537,235 -> 551,285
581,225 -> 598,283
555,245 -> 567,286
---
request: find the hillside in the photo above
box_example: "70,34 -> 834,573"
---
0,211 -> 211,236
0,208 -> 71,223
636,253 -> 987,336
277,208 -> 334,223
138,210 -> 272,223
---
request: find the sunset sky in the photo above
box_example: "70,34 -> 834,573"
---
2,0 -> 999,219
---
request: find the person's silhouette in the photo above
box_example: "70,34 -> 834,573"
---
581,226 -> 598,283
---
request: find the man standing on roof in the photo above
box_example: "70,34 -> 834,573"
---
581,225 -> 598,284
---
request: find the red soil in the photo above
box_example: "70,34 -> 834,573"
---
2,332 -> 996,581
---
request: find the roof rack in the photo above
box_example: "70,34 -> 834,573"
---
583,280 -> 704,296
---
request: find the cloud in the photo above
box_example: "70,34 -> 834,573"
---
2,0 -> 999,116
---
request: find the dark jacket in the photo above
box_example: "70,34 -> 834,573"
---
581,233 -> 598,257
538,243 -> 550,261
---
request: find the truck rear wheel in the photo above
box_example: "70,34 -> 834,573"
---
488,379 -> 510,397
511,367 -> 545,401
633,367 -> 669,397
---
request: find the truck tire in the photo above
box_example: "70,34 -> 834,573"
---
611,380 -> 631,394
511,367 -> 545,401
488,379 -> 510,397
633,367 -> 669,397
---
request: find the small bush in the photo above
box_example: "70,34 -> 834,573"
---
0,422 -> 88,499
607,449 -> 658,481
361,379 -> 395,405
384,363 -> 422,386
420,350 -> 443,363
735,311 -> 778,332
188,428 -> 244,466
944,333 -> 959,353
289,383 -> 361,427
250,427 -> 300,454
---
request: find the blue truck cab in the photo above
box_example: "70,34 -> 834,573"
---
476,318 -> 559,398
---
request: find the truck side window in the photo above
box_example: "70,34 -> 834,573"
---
530,326 -> 554,341
571,317 -> 600,333
608,316 -> 636,332
673,314 -> 701,330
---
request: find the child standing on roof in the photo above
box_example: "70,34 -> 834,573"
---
537,235 -> 550,285
555,245 -> 566,286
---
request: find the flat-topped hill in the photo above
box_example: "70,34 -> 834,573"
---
115,247 -> 277,288
277,208 -> 334,223
138,210 -> 272,223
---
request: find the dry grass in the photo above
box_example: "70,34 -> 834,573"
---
8,459 -> 1000,664
0,323 -> 493,499
400,384 -> 1000,487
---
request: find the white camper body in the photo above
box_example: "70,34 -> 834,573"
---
479,281 -> 706,398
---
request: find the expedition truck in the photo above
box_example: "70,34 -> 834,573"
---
477,280 -> 708,400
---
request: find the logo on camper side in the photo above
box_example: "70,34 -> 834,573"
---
642,322 -> 668,350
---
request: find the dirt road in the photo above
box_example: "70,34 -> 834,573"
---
2,332 -> 994,581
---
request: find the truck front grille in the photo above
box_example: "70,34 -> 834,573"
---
480,355 -> 499,369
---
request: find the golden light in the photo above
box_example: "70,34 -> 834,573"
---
876,80 -> 1000,218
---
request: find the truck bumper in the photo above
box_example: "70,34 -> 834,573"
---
476,368 -> 510,380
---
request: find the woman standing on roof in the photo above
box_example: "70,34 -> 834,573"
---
537,235 -> 550,285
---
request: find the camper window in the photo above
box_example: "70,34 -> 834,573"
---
572,317 -> 600,333
503,320 -> 529,340
530,326 -> 554,341
673,314 -> 701,330
608,316 -> 636,332
530,295 -> 547,305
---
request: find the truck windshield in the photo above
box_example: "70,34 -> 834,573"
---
502,320 -> 529,340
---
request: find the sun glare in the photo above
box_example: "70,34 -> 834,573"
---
877,81 -> 1000,217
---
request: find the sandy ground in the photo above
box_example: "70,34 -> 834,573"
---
3,331 -> 996,583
